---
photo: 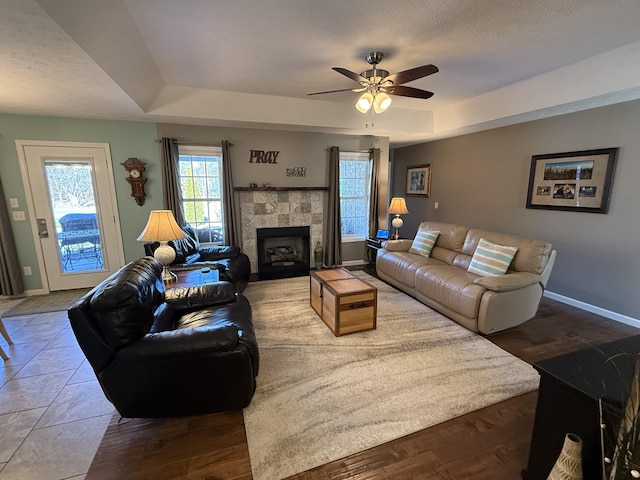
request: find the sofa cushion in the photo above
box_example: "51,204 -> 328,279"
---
409,231 -> 439,257
169,235 -> 199,264
417,221 -> 469,252
89,257 -> 164,349
376,251 -> 442,288
463,228 -> 552,274
165,281 -> 237,312
468,238 -> 518,277
415,265 -> 486,319
199,245 -> 241,260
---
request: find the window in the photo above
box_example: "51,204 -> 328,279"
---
178,145 -> 225,244
339,151 -> 371,241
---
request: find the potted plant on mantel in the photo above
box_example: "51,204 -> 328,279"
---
600,354 -> 640,479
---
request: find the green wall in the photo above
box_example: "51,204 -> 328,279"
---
0,114 -> 161,291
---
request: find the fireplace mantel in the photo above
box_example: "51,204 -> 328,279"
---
234,186 -> 328,192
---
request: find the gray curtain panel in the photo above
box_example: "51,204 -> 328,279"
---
221,140 -> 241,247
161,137 -> 185,226
368,148 -> 380,238
325,146 -> 342,267
0,179 -> 25,296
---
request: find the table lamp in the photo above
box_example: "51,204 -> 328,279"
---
388,197 -> 409,240
137,210 -> 186,283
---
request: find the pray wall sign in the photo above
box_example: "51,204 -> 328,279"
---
249,149 -> 279,164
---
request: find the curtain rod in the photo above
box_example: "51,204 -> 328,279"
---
326,148 -> 373,153
154,139 -> 234,147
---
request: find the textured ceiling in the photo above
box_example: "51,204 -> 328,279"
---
2,0 -> 640,145
125,0 -> 640,103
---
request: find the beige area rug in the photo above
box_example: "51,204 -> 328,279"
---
2,288 -> 90,316
242,272 -> 540,480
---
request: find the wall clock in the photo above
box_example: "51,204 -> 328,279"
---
121,157 -> 147,206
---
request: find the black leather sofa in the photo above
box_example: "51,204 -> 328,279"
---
68,257 -> 259,418
143,225 -> 251,291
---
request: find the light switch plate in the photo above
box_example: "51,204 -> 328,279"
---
9,197 -> 19,208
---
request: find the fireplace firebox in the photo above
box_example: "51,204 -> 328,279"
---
257,226 -> 310,280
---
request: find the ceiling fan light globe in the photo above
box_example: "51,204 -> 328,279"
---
356,92 -> 373,113
373,93 -> 392,113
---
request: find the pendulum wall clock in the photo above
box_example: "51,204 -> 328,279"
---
121,157 -> 147,206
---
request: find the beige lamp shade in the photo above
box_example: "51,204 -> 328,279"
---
388,197 -> 409,240
388,197 -> 409,215
137,210 -> 186,283
137,210 -> 186,242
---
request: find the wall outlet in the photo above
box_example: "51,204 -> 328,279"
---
23,266 -> 32,276
12,211 -> 26,221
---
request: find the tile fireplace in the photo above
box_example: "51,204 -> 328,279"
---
237,188 -> 325,274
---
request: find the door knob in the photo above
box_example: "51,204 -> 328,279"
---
37,218 -> 49,238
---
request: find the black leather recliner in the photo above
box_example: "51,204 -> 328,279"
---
143,225 -> 251,291
68,257 -> 259,418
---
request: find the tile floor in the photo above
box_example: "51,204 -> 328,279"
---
0,298 -> 114,480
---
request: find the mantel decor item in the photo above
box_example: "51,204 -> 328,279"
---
526,148 -> 618,213
405,164 -> 432,197
548,433 -> 583,480
314,241 -> 323,270
388,197 -> 409,240
137,210 -> 186,283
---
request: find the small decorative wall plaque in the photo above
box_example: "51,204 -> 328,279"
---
286,167 -> 307,177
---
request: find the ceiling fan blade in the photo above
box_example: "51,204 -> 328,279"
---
383,85 -> 434,99
384,64 -> 439,85
307,88 -> 360,96
332,67 -> 369,83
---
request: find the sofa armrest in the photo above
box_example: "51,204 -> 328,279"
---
473,272 -> 542,292
381,239 -> 412,252
118,324 -> 243,359
198,245 -> 241,260
165,281 -> 237,311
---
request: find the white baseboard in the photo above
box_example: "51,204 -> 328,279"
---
341,260 -> 368,267
544,290 -> 640,329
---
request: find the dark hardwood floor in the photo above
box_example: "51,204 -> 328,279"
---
85,266 -> 638,480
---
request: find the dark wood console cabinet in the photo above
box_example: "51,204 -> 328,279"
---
365,237 -> 383,264
522,334 -> 640,479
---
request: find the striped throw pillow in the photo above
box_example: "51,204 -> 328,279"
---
468,238 -> 518,277
409,231 -> 440,257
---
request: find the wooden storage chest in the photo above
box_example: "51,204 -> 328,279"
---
310,268 -> 377,336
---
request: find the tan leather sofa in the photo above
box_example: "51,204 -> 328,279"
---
376,221 -> 556,334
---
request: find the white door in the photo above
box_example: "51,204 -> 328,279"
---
17,141 -> 125,291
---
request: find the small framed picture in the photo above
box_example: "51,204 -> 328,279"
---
405,164 -> 432,197
526,148 -> 618,213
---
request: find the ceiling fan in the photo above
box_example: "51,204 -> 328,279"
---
308,51 -> 438,113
